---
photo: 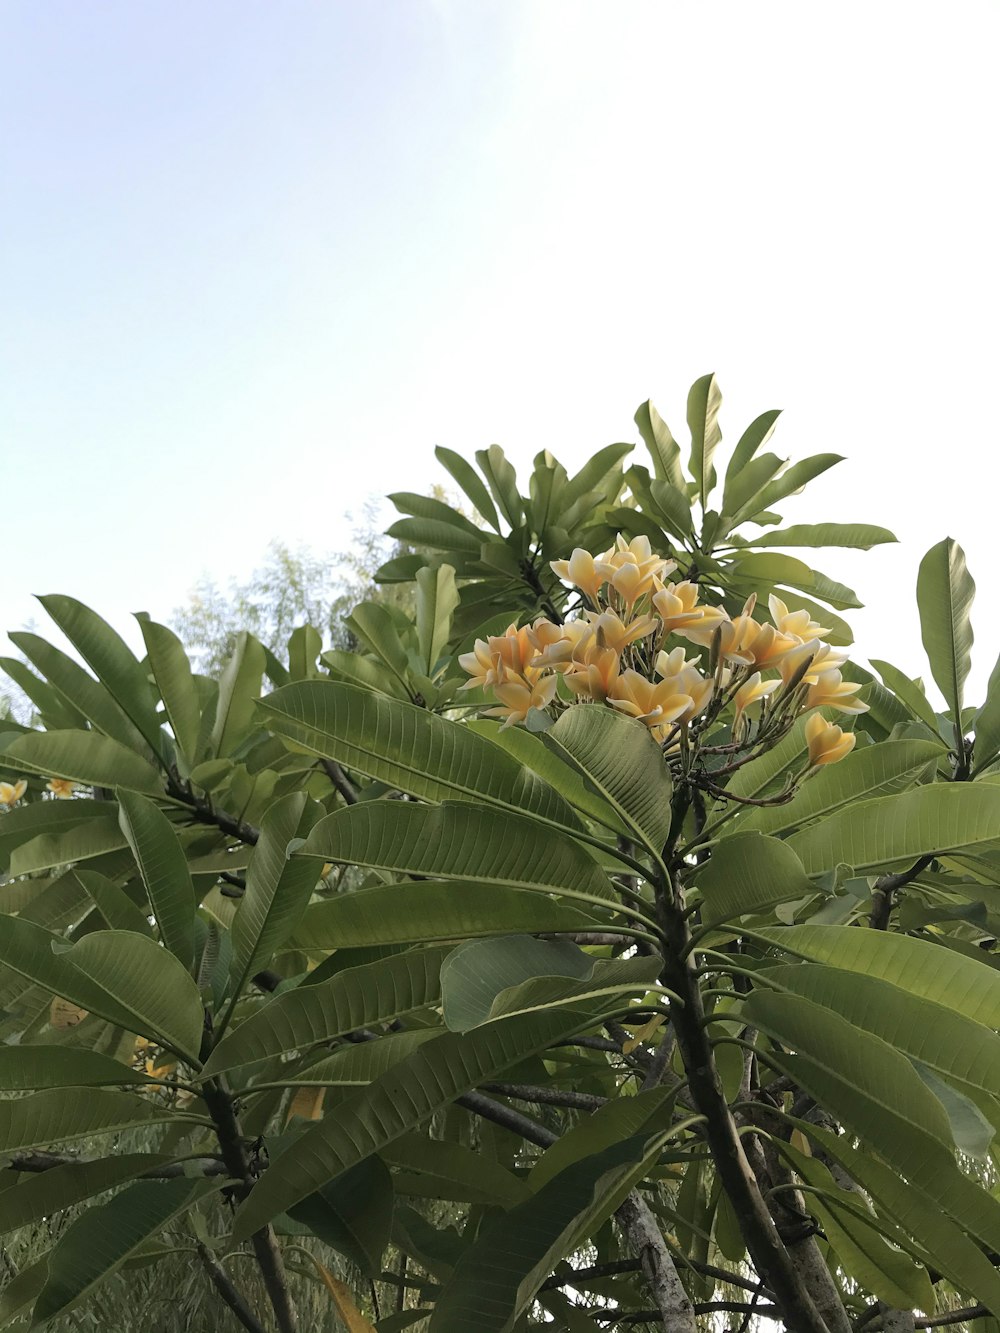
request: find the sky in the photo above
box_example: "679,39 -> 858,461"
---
2,1 -> 999,703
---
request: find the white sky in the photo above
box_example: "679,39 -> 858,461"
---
2,1 -> 998,702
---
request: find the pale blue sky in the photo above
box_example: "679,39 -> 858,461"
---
3,1 -> 999,698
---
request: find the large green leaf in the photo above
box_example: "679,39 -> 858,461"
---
285,1032 -> 440,1087
11,631 -> 143,747
739,740 -> 941,837
754,925 -> 1000,1029
786,783 -> 1000,875
383,1133 -> 528,1209
32,1177 -> 222,1324
8,816 -> 128,876
763,963 -> 1000,1098
288,1156 -> 394,1278
975,648 -> 1000,774
0,1045 -> 148,1091
228,792 -> 321,1007
804,1121 -> 1000,1315
138,618 -> 202,761
291,882 -> 612,951
204,946 -> 451,1076
429,1133 -> 669,1333
211,631 -> 265,756
415,565 -> 460,672
779,1143 -> 934,1311
917,537 -> 975,720
869,659 -> 941,731
441,936 -> 658,1031
260,682 -> 582,832
0,730 -> 162,795
749,453 -> 843,517
686,373 -> 722,509
529,1085 -> 675,1191
75,868 -> 156,936
696,832 -> 814,926
475,445 -> 523,528
0,1088 -> 179,1154
749,522 -> 896,549
61,931 -> 205,1062
0,655 -> 87,731
116,789 -> 196,969
233,1007 -> 597,1237
634,399 -> 684,490
546,704 -> 671,857
0,1154 -> 170,1237
0,799 -> 118,870
301,802 -> 615,910
434,446 -> 500,531
745,994 -> 1000,1255
37,594 -> 165,759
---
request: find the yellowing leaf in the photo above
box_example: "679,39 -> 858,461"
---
50,997 -> 88,1030
309,1258 -> 376,1332
286,1086 -> 326,1125
622,1013 -> 664,1055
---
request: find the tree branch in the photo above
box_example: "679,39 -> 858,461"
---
869,855 -> 934,929
615,1192 -> 697,1333
319,757 -> 359,805
5,1152 -> 227,1178
196,1240 -> 267,1333
479,1082 -> 608,1111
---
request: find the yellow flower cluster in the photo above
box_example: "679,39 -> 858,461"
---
459,535 -> 866,766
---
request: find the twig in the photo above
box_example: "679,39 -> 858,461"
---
5,1152 -> 227,1178
319,757 -> 359,805
479,1082 -> 608,1111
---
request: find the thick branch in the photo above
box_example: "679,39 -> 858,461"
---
869,855 -> 934,929
5,1151 -> 227,1178
615,1192 -> 697,1333
196,1240 -> 267,1333
319,757 -> 359,805
479,1082 -> 608,1111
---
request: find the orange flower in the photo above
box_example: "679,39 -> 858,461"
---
653,580 -> 727,635
486,673 -> 558,728
529,619 -> 595,671
565,644 -> 621,701
805,713 -> 856,767
595,535 -> 675,606
609,670 -> 697,735
46,778 -> 77,799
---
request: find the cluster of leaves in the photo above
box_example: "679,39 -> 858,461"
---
3,377 -> 1000,1333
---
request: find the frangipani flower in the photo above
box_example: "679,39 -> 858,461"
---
550,548 -> 604,603
768,594 -> 831,640
486,673 -> 558,728
529,618 -> 594,671
564,643 -> 621,701
46,778 -> 76,799
458,623 -> 535,690
778,639 -> 848,686
0,779 -> 27,807
653,581 -> 727,635
609,670 -> 699,736
805,669 -> 868,715
733,671 -> 781,715
594,535 -> 675,606
592,609 -> 658,655
805,712 -> 856,767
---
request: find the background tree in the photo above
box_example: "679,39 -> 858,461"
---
2,377 -> 1000,1333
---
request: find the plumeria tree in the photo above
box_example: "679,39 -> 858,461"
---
3,376 -> 1000,1333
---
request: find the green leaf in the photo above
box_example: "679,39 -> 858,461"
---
475,445 -> 524,529
289,1156 -> 393,1279
0,1045 -> 148,1091
634,400 -> 684,489
0,1154 -> 170,1237
260,682 -> 583,833
786,783 -> 1000,875
75,868 -> 156,936
389,491 -> 485,537
763,963 -> 1000,1101
869,659 -> 941,732
739,740 -> 942,837
0,656 -> 86,731
0,799 -> 118,871
913,1062 -> 995,1158
528,1085 -> 675,1191
0,729 -> 162,795
9,816 -> 128,876
696,833 -> 814,927
415,565 -> 460,673
33,1177 -> 221,1323
0,1088 -> 178,1154
750,522 -> 896,549
0,1254 -> 49,1325
36,595 -> 165,758
233,1007 -> 597,1237
229,792 -> 321,1005
287,1032 -> 440,1087
383,1133 -> 528,1209
779,1142 -> 934,1310
917,537 -> 975,720
116,789 -> 196,969
439,936 -> 605,1032
721,453 -> 786,524
546,704 -> 672,856
804,1120 -> 1000,1315
387,516 -> 483,554
345,604 -> 412,686
138,619 -> 203,761
975,649 -> 1000,774
61,931 -> 205,1062
292,882 -> 608,950
726,408 -> 782,478
302,802 -> 615,911
560,443 -> 632,512
429,1132 -> 668,1333
203,945 -> 451,1075
686,373 -> 722,509
754,925 -> 1000,1030
435,446 -> 500,531
748,453 -> 844,516
211,631 -> 266,756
